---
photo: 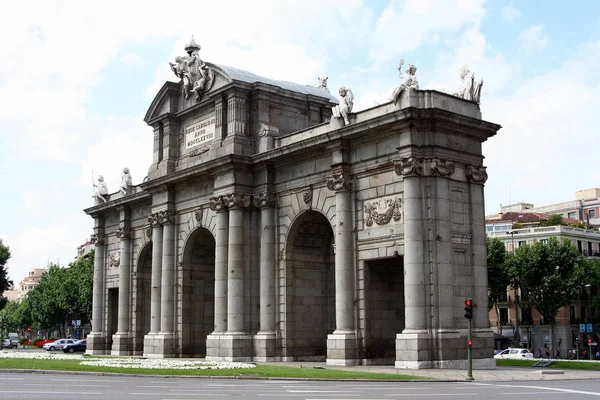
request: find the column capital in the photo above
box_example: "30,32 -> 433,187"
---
326,172 -> 353,192
148,213 -> 161,227
430,157 -> 455,177
90,233 -> 106,245
224,193 -> 251,209
394,156 -> 424,177
253,192 -> 277,209
465,164 -> 488,183
209,196 -> 226,212
115,227 -> 133,240
158,210 -> 176,225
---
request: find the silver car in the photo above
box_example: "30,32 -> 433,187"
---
43,339 -> 76,351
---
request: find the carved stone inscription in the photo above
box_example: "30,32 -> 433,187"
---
185,115 -> 216,149
363,195 -> 403,228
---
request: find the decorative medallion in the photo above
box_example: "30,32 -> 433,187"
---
364,196 -> 403,227
465,165 -> 488,183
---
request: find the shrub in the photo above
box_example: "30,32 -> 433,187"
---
18,337 -> 28,345
33,337 -> 43,344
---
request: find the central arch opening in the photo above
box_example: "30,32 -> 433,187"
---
285,211 -> 335,361
181,227 -> 215,357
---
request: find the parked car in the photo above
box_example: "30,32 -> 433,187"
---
494,348 -> 534,360
7,333 -> 19,348
43,339 -> 76,351
62,340 -> 87,353
1,339 -> 12,349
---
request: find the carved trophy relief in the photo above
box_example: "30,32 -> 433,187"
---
108,251 -> 120,268
364,196 -> 403,227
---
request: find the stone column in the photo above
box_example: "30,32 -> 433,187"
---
149,214 -> 163,334
396,157 -> 428,332
87,230 -> 106,355
253,192 -> 278,361
394,156 -> 431,369
326,169 -> 358,366
159,210 -> 176,336
206,197 -> 228,359
224,194 -> 251,333
112,224 -> 133,355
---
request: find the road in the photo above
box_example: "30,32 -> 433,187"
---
2,373 -> 600,399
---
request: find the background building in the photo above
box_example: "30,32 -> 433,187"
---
486,202 -> 600,357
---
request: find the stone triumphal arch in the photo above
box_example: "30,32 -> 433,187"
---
84,40 -> 500,369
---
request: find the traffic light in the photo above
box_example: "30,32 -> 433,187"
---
467,340 -> 473,348
464,299 -> 473,320
588,338 -> 593,345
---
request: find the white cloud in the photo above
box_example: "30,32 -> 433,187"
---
519,25 -> 548,54
483,39 -> 600,212
120,53 -> 145,66
369,0 -> 486,67
501,2 -> 521,23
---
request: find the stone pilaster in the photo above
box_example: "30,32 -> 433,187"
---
112,223 -> 133,355
206,196 -> 229,359
87,229 -> 106,355
326,167 -> 358,366
253,192 -> 278,361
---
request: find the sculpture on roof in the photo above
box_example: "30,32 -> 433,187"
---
94,175 -> 108,203
331,86 -> 354,126
454,65 -> 483,104
390,59 -> 419,106
169,36 -> 215,102
120,167 -> 132,195
316,77 -> 329,92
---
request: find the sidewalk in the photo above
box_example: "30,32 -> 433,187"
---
259,361 -> 600,381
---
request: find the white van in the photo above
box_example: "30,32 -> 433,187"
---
7,333 -> 19,348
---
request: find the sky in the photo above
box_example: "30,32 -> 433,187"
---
1,0 -> 599,284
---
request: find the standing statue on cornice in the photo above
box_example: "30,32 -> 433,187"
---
331,86 -> 354,126
390,59 -> 419,106
94,175 -> 108,203
169,36 -> 215,102
120,167 -> 132,195
455,65 -> 483,104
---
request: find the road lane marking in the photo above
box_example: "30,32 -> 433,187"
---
472,383 -> 600,396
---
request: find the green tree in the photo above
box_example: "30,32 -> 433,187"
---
486,237 -> 510,335
27,264 -> 70,336
588,260 -> 600,321
543,214 -> 565,227
0,239 -> 12,296
509,238 -> 588,356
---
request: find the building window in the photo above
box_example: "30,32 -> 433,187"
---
498,290 -> 508,303
589,210 -> 597,219
521,307 -> 532,325
518,241 -> 526,247
568,212 -> 576,219
499,308 -> 509,326
540,239 -> 548,245
486,226 -> 493,232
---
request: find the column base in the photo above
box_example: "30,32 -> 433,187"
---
253,332 -> 280,361
111,332 -> 132,355
85,332 -> 107,355
395,329 -> 496,369
142,332 -> 176,358
326,333 -> 359,366
206,333 -> 253,361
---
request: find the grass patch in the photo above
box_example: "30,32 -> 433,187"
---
496,359 -> 600,371
0,358 -> 421,380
